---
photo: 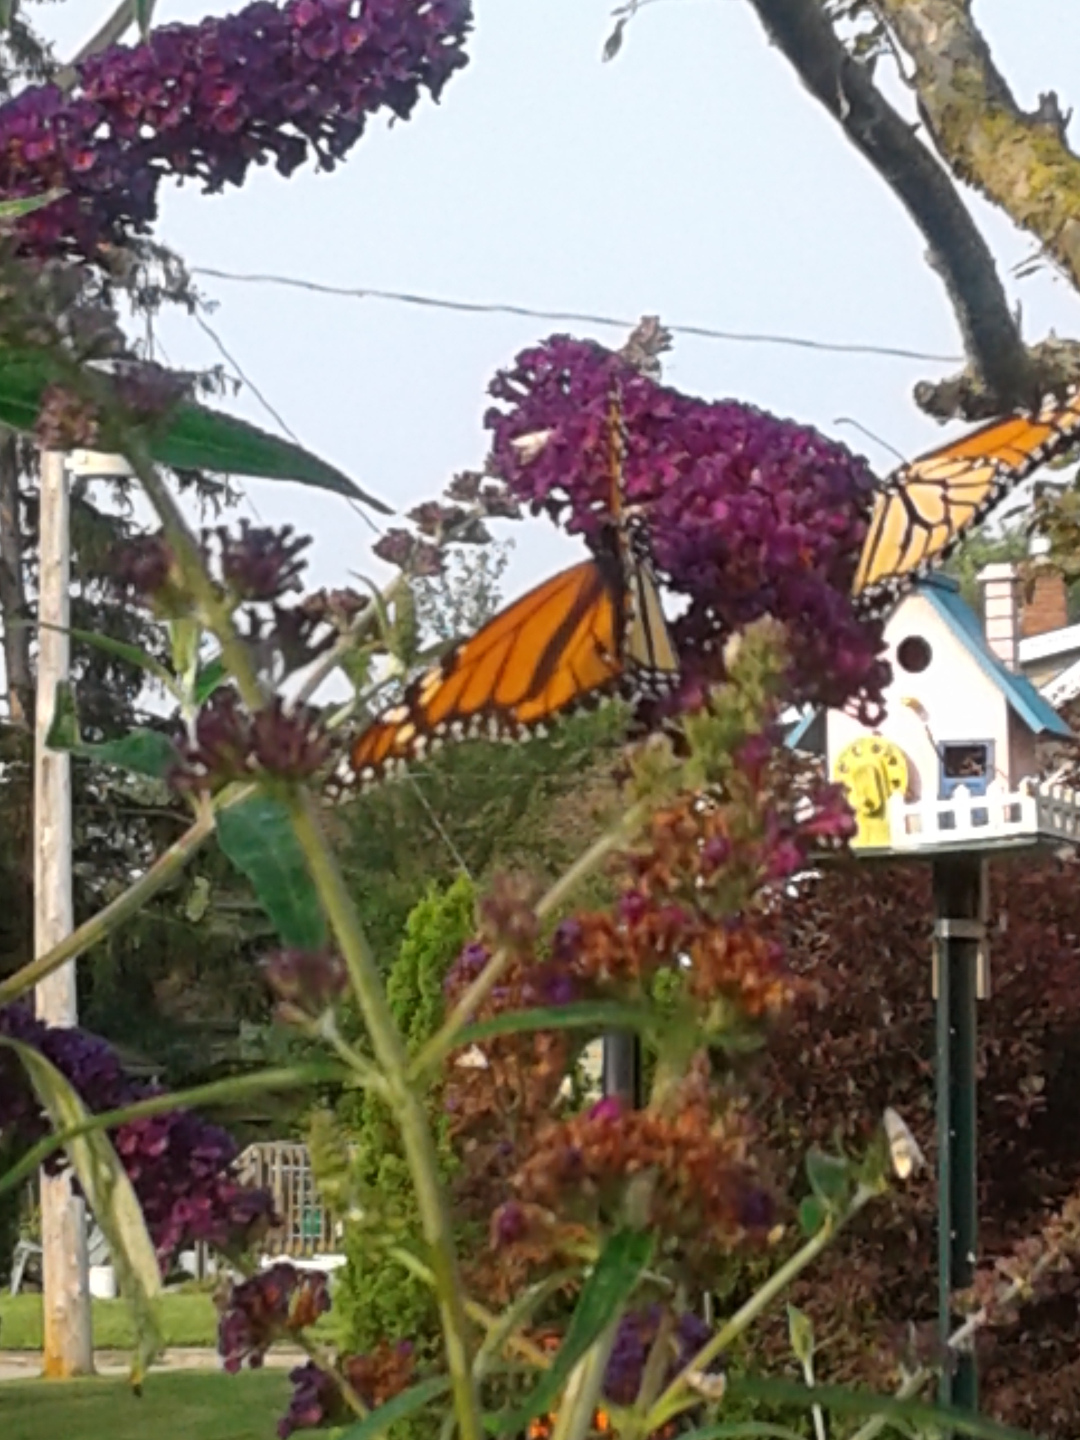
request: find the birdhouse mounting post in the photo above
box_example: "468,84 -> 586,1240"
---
932,854 -> 983,1414
601,1031 -> 642,1107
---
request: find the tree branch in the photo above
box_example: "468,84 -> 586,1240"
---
742,0 -> 1038,412
876,0 -> 1080,297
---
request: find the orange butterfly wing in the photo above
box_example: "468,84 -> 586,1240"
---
348,558 -> 626,782
853,389 -> 1080,604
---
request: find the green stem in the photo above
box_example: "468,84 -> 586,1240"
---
0,1061 -> 362,1199
551,1321 -> 620,1440
128,449 -> 266,711
846,1236 -> 1061,1440
646,1186 -> 875,1432
0,777 -> 261,1009
411,799 -> 649,1083
387,1245 -> 560,1371
285,790 -> 482,1440
0,806 -> 212,1008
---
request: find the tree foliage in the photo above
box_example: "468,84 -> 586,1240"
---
333,875 -> 477,1369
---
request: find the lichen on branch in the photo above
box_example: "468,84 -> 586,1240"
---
877,0 -> 1080,302
741,0 -> 1036,413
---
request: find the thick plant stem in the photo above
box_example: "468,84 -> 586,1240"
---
0,805 -> 215,1007
412,799 -> 650,1082
286,789 -> 482,1440
646,1186 -> 875,1431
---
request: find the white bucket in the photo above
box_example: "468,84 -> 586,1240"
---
88,1264 -> 117,1299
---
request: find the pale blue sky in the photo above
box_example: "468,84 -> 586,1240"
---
40,0 -> 1080,606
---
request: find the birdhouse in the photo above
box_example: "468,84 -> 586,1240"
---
788,565 -> 1080,854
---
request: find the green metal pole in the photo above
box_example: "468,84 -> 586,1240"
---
602,1032 -> 641,1107
932,856 -> 982,1414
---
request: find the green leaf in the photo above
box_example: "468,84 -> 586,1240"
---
216,793 -> 327,948
720,1377 -> 1038,1440
45,684 -> 180,779
85,731 -> 181,779
474,1270 -> 582,1383
194,654 -> 228,705
805,1148 -> 852,1210
797,1196 -> 826,1237
337,1377 -> 451,1440
786,1304 -> 814,1371
19,619 -> 173,685
155,402 -> 390,508
456,1000 -> 652,1048
67,624 -> 173,688
134,0 -> 155,38
0,344 -> 391,508
0,1037 -> 163,1384
0,187 -> 64,218
493,1228 -> 654,1435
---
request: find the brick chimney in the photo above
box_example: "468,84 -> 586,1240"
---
1021,535 -> 1069,638
977,562 -> 1021,671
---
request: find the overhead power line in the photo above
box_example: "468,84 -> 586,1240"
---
190,265 -> 963,366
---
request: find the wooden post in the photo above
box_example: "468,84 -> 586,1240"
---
33,449 -> 93,1377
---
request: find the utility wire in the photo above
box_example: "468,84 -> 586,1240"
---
192,309 -> 380,534
190,265 -> 963,366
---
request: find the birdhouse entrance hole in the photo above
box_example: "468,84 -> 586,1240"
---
896,634 -> 933,673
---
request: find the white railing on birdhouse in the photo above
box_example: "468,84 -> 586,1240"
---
884,777 -> 1080,850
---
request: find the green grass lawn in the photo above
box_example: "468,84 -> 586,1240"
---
0,1370 -> 291,1440
0,1290 -> 339,1352
0,1292 -> 220,1349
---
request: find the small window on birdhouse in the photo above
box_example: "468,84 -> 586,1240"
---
939,741 -> 994,799
896,635 -> 932,673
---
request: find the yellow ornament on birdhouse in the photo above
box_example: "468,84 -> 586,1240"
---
832,736 -> 909,850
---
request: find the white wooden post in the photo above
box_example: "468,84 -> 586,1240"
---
33,449 -> 93,1377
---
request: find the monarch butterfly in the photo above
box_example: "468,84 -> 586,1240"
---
345,393 -> 680,787
853,386 -> 1080,612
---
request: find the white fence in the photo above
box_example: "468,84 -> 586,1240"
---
886,777 -> 1080,851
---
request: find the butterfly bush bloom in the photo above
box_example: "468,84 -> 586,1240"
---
218,1263 -> 332,1372
486,336 -> 890,721
0,1003 -> 275,1262
278,1341 -> 415,1438
0,0 -> 472,259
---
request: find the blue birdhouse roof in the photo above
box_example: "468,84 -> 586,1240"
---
786,575 -> 1074,750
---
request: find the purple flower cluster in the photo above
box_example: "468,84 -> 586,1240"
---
0,0 -> 472,258
603,1304 -> 716,1406
261,946 -> 348,1020
485,336 -> 890,720
218,1262 -> 331,1372
0,1002 -> 275,1264
171,689 -> 331,791
279,1340 -> 416,1437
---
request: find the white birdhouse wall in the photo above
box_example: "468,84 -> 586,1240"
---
826,591 -> 1014,800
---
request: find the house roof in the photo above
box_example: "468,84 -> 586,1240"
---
1019,622 -> 1080,666
787,576 -> 1074,751
920,576 -> 1073,738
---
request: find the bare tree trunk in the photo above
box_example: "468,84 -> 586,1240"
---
0,429 -> 31,727
34,448 -> 93,1378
